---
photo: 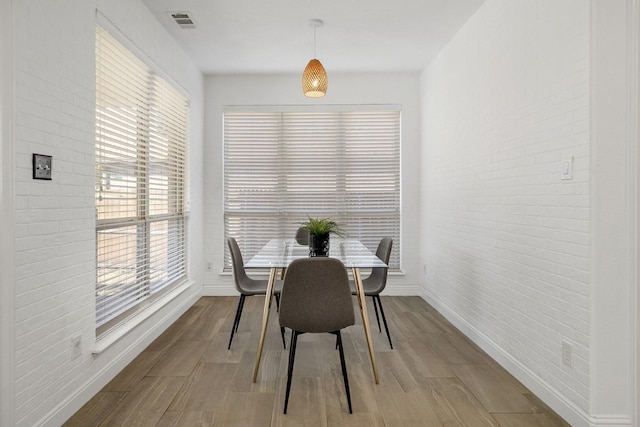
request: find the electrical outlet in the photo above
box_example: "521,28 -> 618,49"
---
206,261 -> 212,272
71,334 -> 81,360
561,340 -> 573,368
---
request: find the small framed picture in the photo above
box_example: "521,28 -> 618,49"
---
33,153 -> 52,180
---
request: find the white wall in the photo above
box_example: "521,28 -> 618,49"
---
10,1 -> 204,426
1,1 -> 16,425
420,0 -> 635,425
203,72 -> 422,295
590,0 -> 636,423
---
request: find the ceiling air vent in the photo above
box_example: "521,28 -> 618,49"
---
170,12 -> 196,29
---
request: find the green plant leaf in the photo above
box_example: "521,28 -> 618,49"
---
300,216 -> 344,237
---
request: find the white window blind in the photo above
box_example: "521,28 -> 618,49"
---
95,25 -> 189,333
223,108 -> 401,270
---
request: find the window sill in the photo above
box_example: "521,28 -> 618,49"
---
91,281 -> 194,354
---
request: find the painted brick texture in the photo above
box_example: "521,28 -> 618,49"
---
421,0 -> 590,413
12,1 -> 203,426
13,2 -> 97,425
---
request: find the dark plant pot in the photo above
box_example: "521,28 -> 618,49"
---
309,233 -> 330,257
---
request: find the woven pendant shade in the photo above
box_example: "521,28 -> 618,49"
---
302,59 -> 328,98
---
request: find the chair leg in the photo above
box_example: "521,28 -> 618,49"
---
335,330 -> 353,413
284,330 -> 300,414
236,294 -> 247,333
371,295 -> 382,333
275,293 -> 280,312
227,294 -> 246,350
280,326 -> 286,349
375,295 -> 393,349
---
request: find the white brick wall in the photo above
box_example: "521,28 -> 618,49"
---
13,3 -> 97,424
12,1 -> 204,426
420,0 -> 591,419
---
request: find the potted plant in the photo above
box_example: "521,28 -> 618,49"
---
300,216 -> 343,257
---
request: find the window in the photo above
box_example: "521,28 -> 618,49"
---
223,107 -> 400,269
95,25 -> 189,334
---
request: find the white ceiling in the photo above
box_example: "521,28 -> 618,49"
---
142,0 -> 485,75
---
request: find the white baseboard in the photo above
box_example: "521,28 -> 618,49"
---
418,286 -> 631,427
36,284 -> 201,427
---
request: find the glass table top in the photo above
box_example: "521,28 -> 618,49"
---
245,238 -> 387,269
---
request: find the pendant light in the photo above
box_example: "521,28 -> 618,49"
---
302,19 -> 328,98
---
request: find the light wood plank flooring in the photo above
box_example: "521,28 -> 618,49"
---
64,296 -> 570,426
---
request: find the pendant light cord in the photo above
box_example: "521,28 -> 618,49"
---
313,24 -> 317,58
308,19 -> 323,59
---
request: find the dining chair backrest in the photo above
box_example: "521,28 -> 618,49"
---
226,236 -> 285,349
227,236 -> 252,293
294,227 -> 309,245
279,257 -> 354,334
362,237 -> 393,293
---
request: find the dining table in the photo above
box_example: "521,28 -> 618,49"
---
245,238 -> 387,384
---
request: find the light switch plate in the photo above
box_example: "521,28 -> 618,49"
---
561,155 -> 573,180
33,153 -> 52,180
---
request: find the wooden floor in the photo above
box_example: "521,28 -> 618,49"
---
65,296 -> 570,427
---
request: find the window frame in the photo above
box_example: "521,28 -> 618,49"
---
223,105 -> 401,271
95,24 -> 190,336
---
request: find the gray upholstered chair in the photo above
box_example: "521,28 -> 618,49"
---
294,227 -> 309,245
350,237 -> 394,348
227,237 -> 285,350
279,257 -> 355,414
